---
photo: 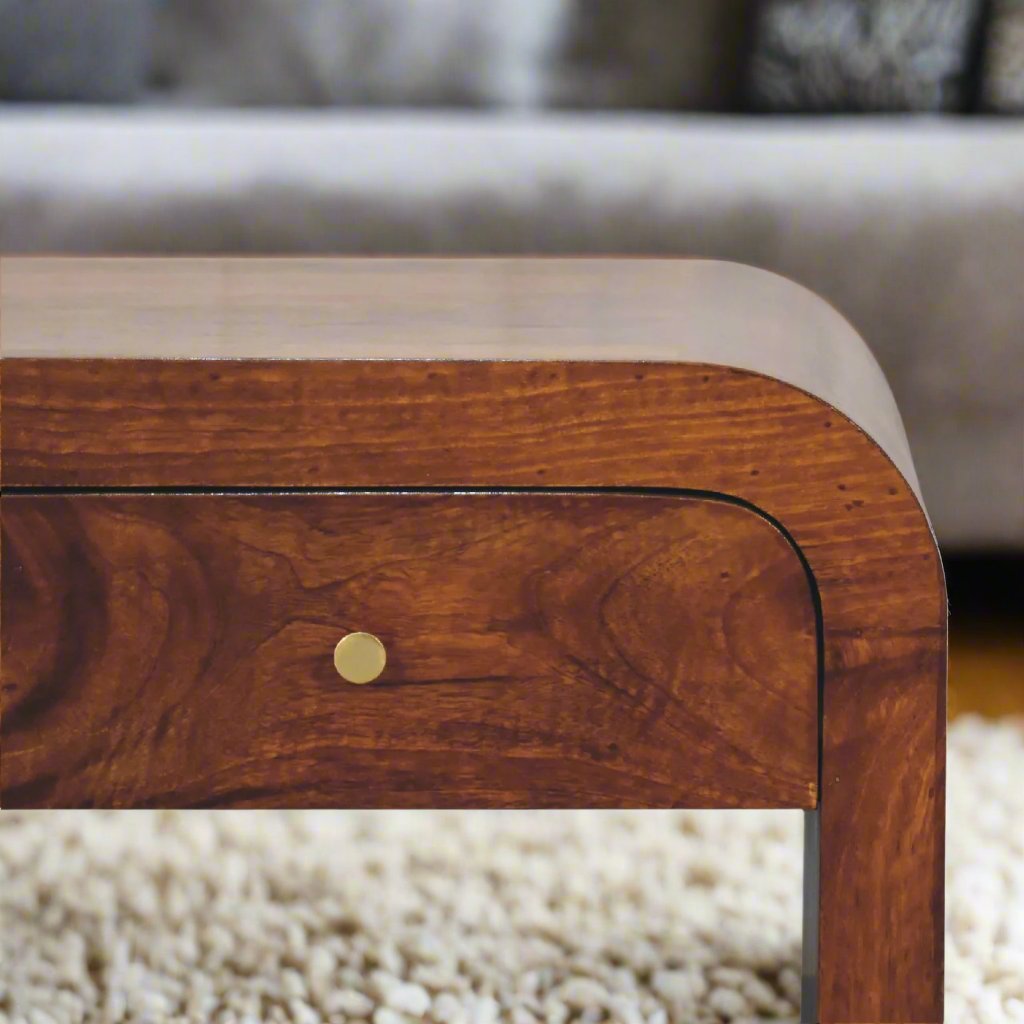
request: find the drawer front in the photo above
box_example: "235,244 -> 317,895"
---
1,492 -> 818,809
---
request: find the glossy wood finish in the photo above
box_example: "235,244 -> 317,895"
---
1,491 -> 818,809
0,256 -> 919,492
0,258 -> 946,1022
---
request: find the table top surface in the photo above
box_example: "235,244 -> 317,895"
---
0,256 -> 915,490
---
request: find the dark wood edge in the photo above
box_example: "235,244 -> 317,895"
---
0,257 -> 921,498
0,352 -> 945,1022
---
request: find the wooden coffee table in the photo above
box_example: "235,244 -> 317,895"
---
0,257 -> 946,1023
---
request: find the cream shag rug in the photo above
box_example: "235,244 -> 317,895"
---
1,716 -> 1022,1024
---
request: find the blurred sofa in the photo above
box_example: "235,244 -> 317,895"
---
1,0 -> 1022,549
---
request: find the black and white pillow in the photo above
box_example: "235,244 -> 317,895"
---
748,0 -> 984,112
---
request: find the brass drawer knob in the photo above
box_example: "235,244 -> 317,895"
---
333,631 -> 387,684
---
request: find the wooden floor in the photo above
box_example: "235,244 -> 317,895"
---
946,554 -> 1024,718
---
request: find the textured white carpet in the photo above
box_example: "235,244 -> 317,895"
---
1,716 -> 1021,1024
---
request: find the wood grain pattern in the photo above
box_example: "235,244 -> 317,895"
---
0,258 -> 946,1022
1,492 -> 818,810
0,256 -> 917,489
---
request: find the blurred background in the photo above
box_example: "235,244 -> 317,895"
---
1,0 -> 1021,715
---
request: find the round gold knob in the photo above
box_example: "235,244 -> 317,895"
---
333,631 -> 387,684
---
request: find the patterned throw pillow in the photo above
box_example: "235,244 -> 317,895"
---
982,0 -> 1024,111
748,0 -> 984,112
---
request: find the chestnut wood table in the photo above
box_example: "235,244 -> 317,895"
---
0,257 -> 946,1023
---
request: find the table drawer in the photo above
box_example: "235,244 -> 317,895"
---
1,491 -> 818,809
